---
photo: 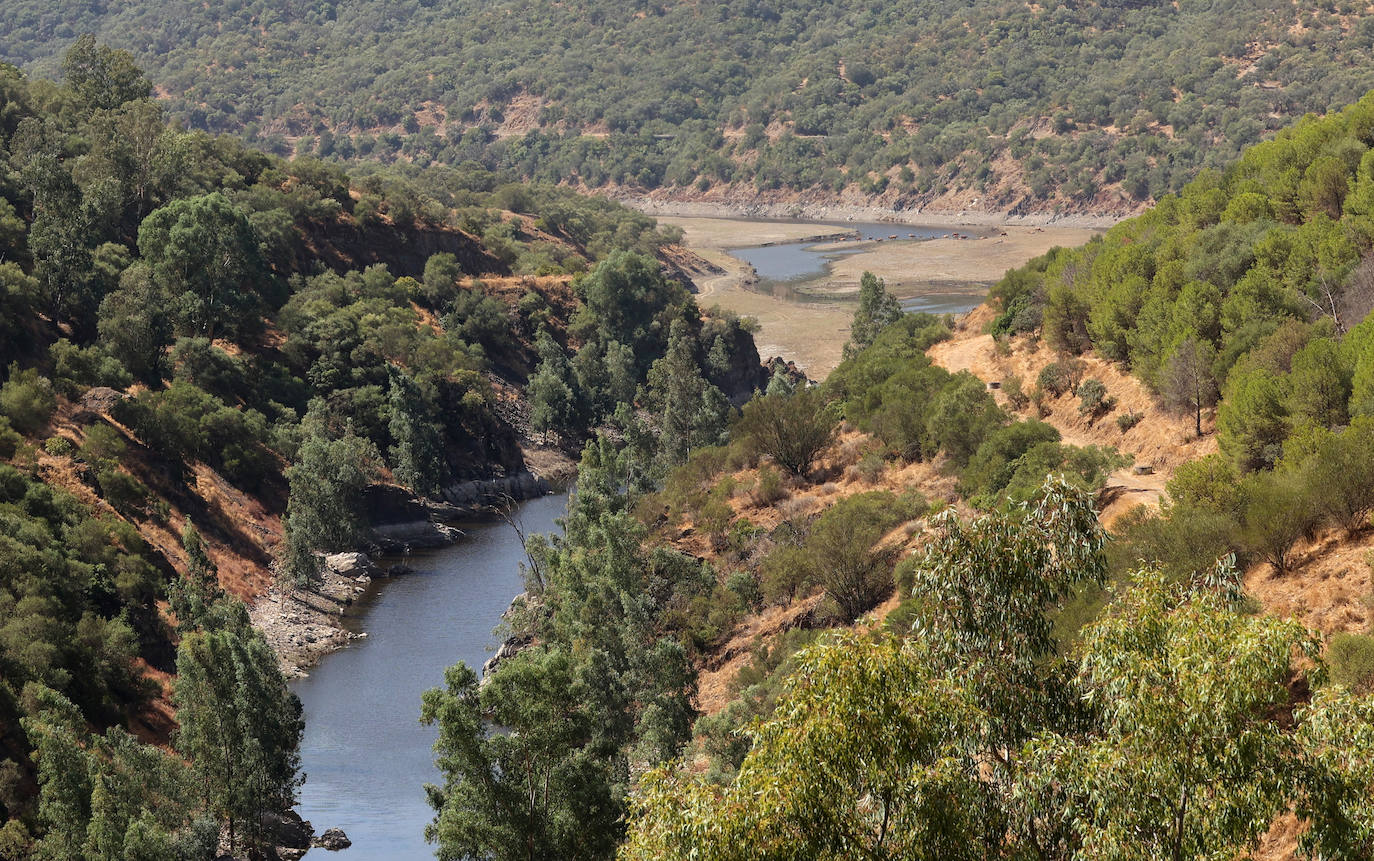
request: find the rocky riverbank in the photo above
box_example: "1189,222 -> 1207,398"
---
254,471 -> 556,678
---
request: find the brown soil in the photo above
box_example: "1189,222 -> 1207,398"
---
928,305 -> 1216,525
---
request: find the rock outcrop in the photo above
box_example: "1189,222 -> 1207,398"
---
312,827 -> 352,851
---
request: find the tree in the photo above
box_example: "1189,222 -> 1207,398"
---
1217,366 -> 1289,471
527,328 -> 584,438
60,35 -> 152,111
623,633 -> 991,861
137,193 -> 270,340
174,605 -> 303,855
734,387 -> 836,477
282,426 -> 381,585
646,317 -> 731,466
1239,468 -> 1318,575
1022,568 -> 1317,861
1163,336 -> 1219,437
421,651 -> 622,861
388,365 -> 446,497
804,491 -> 910,620
925,371 -> 1006,467
845,271 -> 902,358
1306,418 -> 1374,534
1288,337 -> 1351,429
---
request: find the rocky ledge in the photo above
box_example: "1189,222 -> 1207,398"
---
249,552 -> 399,679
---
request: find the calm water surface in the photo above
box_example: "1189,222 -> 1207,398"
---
292,492 -> 569,860
726,220 -> 992,316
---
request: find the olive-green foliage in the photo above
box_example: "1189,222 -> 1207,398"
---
734,387 -> 836,477
844,271 -> 902,359
174,602 -> 302,856
114,382 -> 275,489
1329,633 -> 1374,694
282,427 -> 381,585
759,490 -> 924,622
0,366 -> 55,435
15,0 -> 1374,205
1076,378 -> 1111,417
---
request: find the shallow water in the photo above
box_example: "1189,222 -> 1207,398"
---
725,220 -> 992,317
291,492 -> 569,859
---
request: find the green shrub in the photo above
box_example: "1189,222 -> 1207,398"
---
1116,411 -> 1143,432
725,570 -> 763,614
760,545 -> 813,605
1329,633 -> 1374,693
1077,378 -> 1113,418
1003,374 -> 1028,410
855,452 -> 885,483
44,436 -> 76,457
754,465 -> 786,505
0,416 -> 20,459
0,365 -> 57,434
1037,361 -> 1077,398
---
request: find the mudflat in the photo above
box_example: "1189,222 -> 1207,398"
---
659,215 -> 1104,379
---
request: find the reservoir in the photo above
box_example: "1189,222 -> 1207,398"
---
292,491 -> 570,859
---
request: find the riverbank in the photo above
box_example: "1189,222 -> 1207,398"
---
624,195 -> 1124,230
658,214 -> 1105,379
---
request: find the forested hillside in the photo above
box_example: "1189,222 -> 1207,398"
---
6,1 -> 1374,209
0,41 -> 770,858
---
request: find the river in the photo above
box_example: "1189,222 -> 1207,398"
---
291,491 -> 570,860
724,221 -> 996,318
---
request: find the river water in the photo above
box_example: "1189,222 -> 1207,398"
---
291,491 -> 570,860
726,220 -> 993,317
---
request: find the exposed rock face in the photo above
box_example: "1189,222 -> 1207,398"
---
441,471 -> 547,509
312,827 -> 352,851
711,324 -> 771,407
323,552 -> 378,580
482,632 -> 534,679
260,809 -> 313,860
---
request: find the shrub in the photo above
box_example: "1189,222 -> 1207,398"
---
760,545 -> 814,605
735,387 -> 837,477
1077,378 -> 1113,418
44,436 -> 76,457
725,571 -> 763,614
855,452 -> 885,482
1037,360 -> 1085,398
0,365 -> 57,434
1329,633 -> 1374,693
753,465 -> 786,505
0,416 -> 20,459
1116,411 -> 1143,432
1003,374 -> 1028,410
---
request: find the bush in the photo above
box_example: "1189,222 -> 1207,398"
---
1077,378 -> 1113,418
1329,633 -> 1374,693
1003,374 -> 1028,410
725,571 -> 763,614
1116,411 -> 1142,432
855,452 -> 885,482
736,387 -> 837,477
753,465 -> 786,505
0,365 -> 57,434
1036,360 -> 1085,398
43,436 -> 75,457
759,545 -> 814,605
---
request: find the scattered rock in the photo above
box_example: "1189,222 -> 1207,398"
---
79,386 -> 126,414
313,827 -> 352,851
260,809 -> 313,859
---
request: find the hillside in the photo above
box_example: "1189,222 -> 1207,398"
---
7,1 -> 1374,211
0,49 -> 775,857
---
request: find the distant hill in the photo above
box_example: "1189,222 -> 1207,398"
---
6,0 -> 1374,212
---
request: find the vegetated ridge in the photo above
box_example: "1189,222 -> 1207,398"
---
7,1 -> 1374,213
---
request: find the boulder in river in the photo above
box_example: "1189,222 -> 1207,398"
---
313,827 -> 352,851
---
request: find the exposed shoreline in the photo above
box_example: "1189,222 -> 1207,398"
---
620,194 -> 1123,230
657,212 -> 1107,379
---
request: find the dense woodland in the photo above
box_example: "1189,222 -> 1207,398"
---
7,2 -> 1374,206
0,41 -> 766,858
